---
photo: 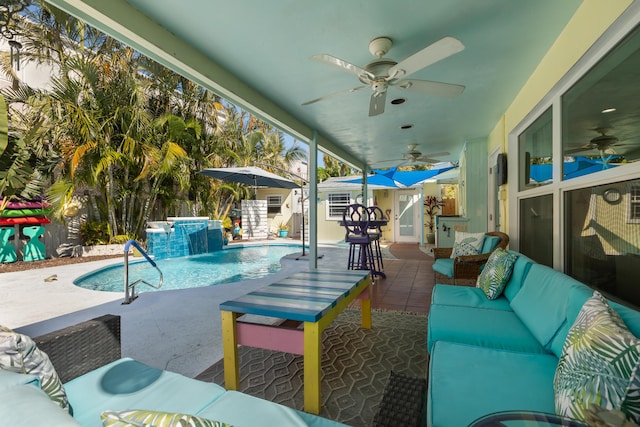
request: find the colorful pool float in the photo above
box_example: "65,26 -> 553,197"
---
0,217 -> 51,226
0,207 -> 52,218
3,201 -> 52,209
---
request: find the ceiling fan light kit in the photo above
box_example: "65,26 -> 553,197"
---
304,35 -> 466,117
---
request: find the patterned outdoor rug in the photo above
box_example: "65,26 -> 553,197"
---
196,308 -> 428,427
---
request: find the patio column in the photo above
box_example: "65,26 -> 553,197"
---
309,130 -> 318,269
419,186 -> 425,247
362,167 -> 368,205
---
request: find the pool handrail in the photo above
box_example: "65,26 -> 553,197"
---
123,240 -> 163,304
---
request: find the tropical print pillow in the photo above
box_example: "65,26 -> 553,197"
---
101,409 -> 233,427
476,248 -> 518,300
554,291 -> 640,423
0,325 -> 70,412
450,232 -> 485,258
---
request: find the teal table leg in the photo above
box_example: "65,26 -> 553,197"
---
0,227 -> 17,263
22,225 -> 46,262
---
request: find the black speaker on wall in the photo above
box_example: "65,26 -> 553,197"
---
496,153 -> 508,185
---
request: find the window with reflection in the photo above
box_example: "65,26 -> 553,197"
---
565,179 -> 640,307
519,194 -> 553,267
519,108 -> 553,191
561,24 -> 640,180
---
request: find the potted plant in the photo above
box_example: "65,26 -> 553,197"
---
424,195 -> 444,244
277,221 -> 289,238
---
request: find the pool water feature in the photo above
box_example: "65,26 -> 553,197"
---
74,245 -> 301,293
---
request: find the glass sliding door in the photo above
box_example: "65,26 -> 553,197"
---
565,179 -> 640,307
519,195 -> 554,267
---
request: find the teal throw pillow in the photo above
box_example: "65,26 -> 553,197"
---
475,248 -> 518,300
101,409 -> 233,427
554,291 -> 640,423
450,232 -> 485,258
0,325 -> 70,412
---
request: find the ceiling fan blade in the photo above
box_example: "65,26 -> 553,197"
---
310,54 -> 375,81
395,79 -> 465,98
369,91 -> 387,117
388,36 -> 465,80
421,151 -> 450,159
414,152 -> 450,163
301,85 -> 368,106
565,143 -> 594,155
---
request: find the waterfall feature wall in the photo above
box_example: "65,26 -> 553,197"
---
146,217 -> 223,260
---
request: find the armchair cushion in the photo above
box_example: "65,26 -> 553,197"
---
432,258 -> 454,278
476,248 -> 519,300
450,232 -> 486,258
554,291 -> 640,423
481,235 -> 501,254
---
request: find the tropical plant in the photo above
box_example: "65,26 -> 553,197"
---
277,221 -> 289,231
424,195 -> 444,233
79,220 -> 110,245
1,1 -> 304,242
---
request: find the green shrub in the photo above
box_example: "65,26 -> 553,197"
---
80,221 -> 110,246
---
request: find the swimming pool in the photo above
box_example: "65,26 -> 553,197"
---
73,244 -> 300,293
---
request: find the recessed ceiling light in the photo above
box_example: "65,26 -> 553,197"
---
601,107 -> 617,113
400,124 -> 413,130
391,98 -> 406,105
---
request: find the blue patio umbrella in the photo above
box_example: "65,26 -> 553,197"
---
344,166 -> 457,188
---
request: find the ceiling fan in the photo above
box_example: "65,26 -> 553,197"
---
565,128 -> 629,164
302,36 -> 466,117
373,144 -> 449,167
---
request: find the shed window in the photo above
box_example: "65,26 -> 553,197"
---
629,185 -> 640,222
267,195 -> 282,215
327,193 -> 351,220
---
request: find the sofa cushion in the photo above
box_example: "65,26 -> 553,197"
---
432,258 -> 453,279
548,285 -> 594,357
197,390 -> 310,427
0,369 -> 40,390
554,291 -> 640,423
64,358 -> 226,427
450,232 -> 485,258
0,383 -> 81,426
476,248 -> 518,300
430,284 -> 512,311
481,235 -> 501,254
427,341 -> 558,427
427,304 -> 546,354
101,409 -> 231,426
509,264 -> 591,349
502,252 -> 535,302
610,300 -> 640,339
0,324 -> 70,412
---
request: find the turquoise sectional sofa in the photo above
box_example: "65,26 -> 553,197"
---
426,251 -> 640,426
3,315 -> 346,427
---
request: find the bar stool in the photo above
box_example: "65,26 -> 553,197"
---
342,204 -> 375,272
367,206 -> 384,274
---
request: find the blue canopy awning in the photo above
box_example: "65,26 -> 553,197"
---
529,156 -> 618,183
344,166 -> 458,188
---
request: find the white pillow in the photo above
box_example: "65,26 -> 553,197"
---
0,325 -> 70,412
450,232 -> 486,258
554,291 -> 640,423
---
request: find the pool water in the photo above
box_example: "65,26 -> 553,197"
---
74,245 -> 300,293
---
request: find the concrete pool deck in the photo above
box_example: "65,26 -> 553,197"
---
0,242 -> 394,378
